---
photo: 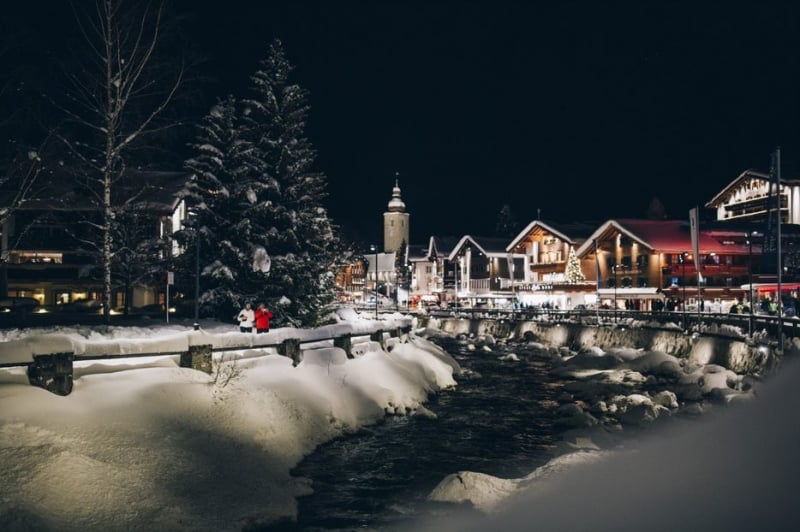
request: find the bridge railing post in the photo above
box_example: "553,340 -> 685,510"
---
181,344 -> 213,374
370,330 -> 385,349
333,334 -> 353,359
28,352 -> 74,396
279,338 -> 303,366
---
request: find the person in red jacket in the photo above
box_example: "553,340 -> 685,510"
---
254,303 -> 273,334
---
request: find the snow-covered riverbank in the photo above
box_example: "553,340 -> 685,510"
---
0,312 -> 458,530
415,321 -> 800,531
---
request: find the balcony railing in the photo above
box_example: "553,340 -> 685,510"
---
469,279 -> 490,293
463,278 -> 517,294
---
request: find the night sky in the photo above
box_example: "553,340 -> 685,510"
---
6,1 -> 800,245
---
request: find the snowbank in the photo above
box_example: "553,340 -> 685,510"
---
0,320 -> 457,530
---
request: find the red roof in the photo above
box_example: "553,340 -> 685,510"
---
617,219 -> 750,254
577,219 -> 751,256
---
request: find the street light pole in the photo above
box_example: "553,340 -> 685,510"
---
613,264 -> 617,322
747,232 -> 754,337
370,244 -> 379,320
194,227 -> 200,328
681,252 -> 687,330
187,209 -> 200,330
454,255 -> 459,313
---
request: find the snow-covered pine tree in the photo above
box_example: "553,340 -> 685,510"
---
183,95 -> 264,319
564,246 -> 586,283
237,39 -> 338,327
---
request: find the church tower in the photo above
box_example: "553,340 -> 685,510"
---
383,175 -> 409,253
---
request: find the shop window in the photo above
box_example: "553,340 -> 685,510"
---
55,292 -> 70,305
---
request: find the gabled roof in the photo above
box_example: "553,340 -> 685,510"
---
427,236 -> 459,258
704,169 -> 770,209
704,168 -> 800,209
448,235 -> 520,260
575,219 -> 751,257
506,220 -> 599,252
507,220 -> 573,251
407,244 -> 429,261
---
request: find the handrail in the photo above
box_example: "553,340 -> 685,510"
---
0,326 -> 412,369
0,325 -> 413,396
425,307 -> 800,339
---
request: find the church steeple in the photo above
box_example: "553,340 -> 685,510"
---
383,172 -> 410,253
387,174 -> 406,213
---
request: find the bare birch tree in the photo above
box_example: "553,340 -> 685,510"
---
52,0 -> 185,321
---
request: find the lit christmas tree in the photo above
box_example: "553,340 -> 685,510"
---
565,246 -> 586,283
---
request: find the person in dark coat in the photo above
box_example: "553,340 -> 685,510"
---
254,304 -> 274,334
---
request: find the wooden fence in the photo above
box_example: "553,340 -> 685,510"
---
0,326 -> 412,397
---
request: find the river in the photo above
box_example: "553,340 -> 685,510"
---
281,336 -> 564,531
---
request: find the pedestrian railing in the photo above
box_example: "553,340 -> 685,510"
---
426,308 -> 800,339
0,325 -> 412,397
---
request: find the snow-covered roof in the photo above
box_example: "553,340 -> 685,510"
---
407,244 -> 429,261
704,169 -> 770,209
427,236 -> 460,258
575,219 -> 752,257
448,235 -> 522,260
704,168 -> 800,209
506,220 -> 599,252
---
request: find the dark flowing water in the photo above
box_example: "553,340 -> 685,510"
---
283,338 -> 564,531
